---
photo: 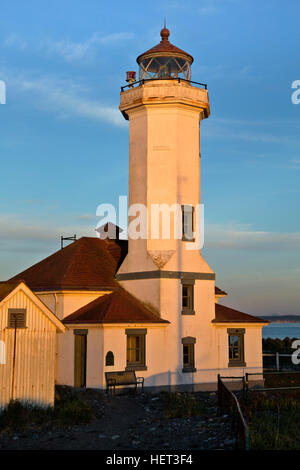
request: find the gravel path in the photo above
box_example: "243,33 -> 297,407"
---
0,389 -> 235,450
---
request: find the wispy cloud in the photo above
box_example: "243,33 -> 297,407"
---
0,69 -> 125,127
164,0 -> 238,15
0,214 -> 98,278
4,31 -> 134,62
203,117 -> 300,145
4,34 -> 27,50
288,159 -> 300,170
77,213 -> 97,221
0,214 -> 95,244
205,222 -> 300,251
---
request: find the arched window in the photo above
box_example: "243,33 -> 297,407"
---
105,351 -> 114,366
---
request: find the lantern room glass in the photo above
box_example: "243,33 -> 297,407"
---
139,56 -> 191,81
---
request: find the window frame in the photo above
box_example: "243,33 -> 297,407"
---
181,279 -> 195,315
105,351 -> 115,367
182,337 -> 196,373
7,309 -> 27,329
227,328 -> 246,367
181,205 -> 195,242
125,329 -> 147,371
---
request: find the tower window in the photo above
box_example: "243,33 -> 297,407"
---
182,337 -> 196,373
182,205 -> 194,241
181,279 -> 195,315
228,328 -> 246,367
125,329 -> 147,371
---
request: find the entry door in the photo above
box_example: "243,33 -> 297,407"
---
74,334 -> 87,387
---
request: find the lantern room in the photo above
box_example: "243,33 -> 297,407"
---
136,26 -> 193,81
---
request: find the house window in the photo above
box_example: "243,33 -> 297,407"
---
125,329 -> 147,371
182,337 -> 196,373
181,279 -> 195,315
7,309 -> 26,328
228,328 -> 246,367
182,205 -> 194,241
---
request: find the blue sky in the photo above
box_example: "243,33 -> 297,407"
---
0,0 -> 300,315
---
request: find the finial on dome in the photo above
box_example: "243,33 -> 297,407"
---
160,19 -> 170,42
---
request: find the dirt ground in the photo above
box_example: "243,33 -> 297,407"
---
0,388 -> 235,450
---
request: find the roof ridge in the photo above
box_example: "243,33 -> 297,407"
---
7,236 -> 123,291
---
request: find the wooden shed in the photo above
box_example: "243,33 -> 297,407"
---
0,281 -> 65,408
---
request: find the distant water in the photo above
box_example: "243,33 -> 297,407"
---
263,323 -> 300,339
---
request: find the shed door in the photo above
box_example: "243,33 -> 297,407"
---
74,334 -> 87,388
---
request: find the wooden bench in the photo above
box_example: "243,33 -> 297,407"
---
105,371 -> 144,394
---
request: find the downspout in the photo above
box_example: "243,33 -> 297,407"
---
11,315 -> 17,401
53,293 -> 59,387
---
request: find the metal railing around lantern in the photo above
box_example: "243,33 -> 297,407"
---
121,77 -> 208,92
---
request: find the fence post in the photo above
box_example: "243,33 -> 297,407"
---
245,373 -> 249,403
276,352 -> 280,371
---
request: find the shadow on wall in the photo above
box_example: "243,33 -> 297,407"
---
141,365 -> 264,392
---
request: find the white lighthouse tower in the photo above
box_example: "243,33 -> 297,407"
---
117,26 -> 218,384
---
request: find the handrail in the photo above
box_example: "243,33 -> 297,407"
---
121,77 -> 207,92
246,370 -> 300,377
244,370 -> 300,400
217,374 -> 249,450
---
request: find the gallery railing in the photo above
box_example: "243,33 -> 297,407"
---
121,77 -> 208,92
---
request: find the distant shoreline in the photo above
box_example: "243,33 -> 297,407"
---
258,315 -> 300,323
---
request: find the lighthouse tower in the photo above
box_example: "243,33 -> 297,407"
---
117,26 -> 217,384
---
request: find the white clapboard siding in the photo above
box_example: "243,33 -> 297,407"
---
0,288 -> 57,408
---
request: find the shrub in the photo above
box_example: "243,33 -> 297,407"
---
0,400 -> 53,432
162,392 -> 206,419
56,398 -> 93,425
0,394 -> 93,433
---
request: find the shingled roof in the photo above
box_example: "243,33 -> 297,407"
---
63,288 -> 169,325
8,237 -> 127,292
215,286 -> 227,296
0,281 -> 22,303
212,303 -> 268,324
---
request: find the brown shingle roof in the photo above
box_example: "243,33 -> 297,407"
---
8,237 -> 127,292
0,281 -> 22,303
63,288 -> 169,325
212,303 -> 268,324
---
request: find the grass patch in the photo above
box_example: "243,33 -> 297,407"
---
245,395 -> 300,450
0,400 -> 53,432
0,394 -> 93,434
56,398 -> 93,426
161,392 -> 206,419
